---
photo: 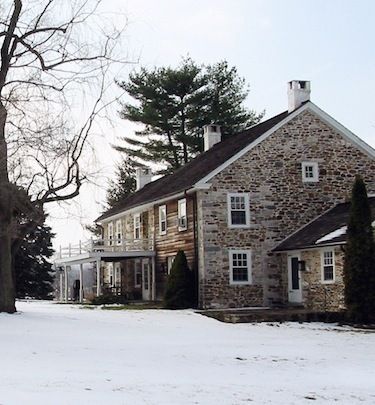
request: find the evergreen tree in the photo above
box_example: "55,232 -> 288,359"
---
164,250 -> 195,309
116,58 -> 263,174
343,176 -> 375,323
14,221 -> 55,300
106,158 -> 136,208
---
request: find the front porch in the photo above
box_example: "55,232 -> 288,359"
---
54,238 -> 156,303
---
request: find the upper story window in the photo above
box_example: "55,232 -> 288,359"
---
227,193 -> 250,228
159,205 -> 167,235
178,198 -> 187,231
115,220 -> 122,245
108,222 -> 114,246
134,213 -> 141,240
302,161 -> 319,183
321,250 -> 335,283
229,250 -> 252,285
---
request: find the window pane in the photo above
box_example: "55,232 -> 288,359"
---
324,266 -> 334,280
232,267 -> 248,281
231,211 -> 246,225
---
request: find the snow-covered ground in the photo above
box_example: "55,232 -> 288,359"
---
0,301 -> 374,405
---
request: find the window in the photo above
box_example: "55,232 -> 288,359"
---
227,193 -> 250,228
108,263 -> 114,286
178,199 -> 187,231
115,220 -> 122,245
134,260 -> 142,288
167,256 -> 175,275
114,263 -> 121,286
159,205 -> 167,235
229,250 -> 252,285
143,262 -> 149,291
302,162 -> 319,183
321,250 -> 335,283
134,213 -> 141,240
108,222 -> 113,246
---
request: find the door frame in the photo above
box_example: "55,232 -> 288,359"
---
287,251 -> 303,303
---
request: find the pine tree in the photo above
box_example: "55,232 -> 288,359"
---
14,221 -> 55,300
343,176 -> 375,323
106,158 -> 136,208
115,58 -> 263,174
164,250 -> 195,309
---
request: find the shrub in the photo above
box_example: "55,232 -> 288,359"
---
343,176 -> 375,323
164,250 -> 195,309
90,294 -> 129,306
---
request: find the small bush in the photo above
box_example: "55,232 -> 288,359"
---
164,250 -> 195,309
91,294 -> 129,305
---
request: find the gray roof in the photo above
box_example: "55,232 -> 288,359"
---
97,110 -> 290,222
273,197 -> 375,251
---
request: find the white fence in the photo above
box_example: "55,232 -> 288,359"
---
57,238 -> 154,259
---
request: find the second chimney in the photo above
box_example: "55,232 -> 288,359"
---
135,167 -> 152,191
203,124 -> 221,151
288,80 -> 311,112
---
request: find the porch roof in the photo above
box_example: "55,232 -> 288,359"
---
273,197 -> 375,252
54,250 -> 155,267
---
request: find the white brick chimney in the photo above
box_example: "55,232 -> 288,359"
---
203,124 -> 221,151
288,80 -> 311,112
135,167 -> 152,191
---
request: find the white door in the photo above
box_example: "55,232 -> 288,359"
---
142,259 -> 151,301
287,253 -> 302,303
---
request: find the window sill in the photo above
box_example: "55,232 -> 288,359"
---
228,224 -> 251,229
321,280 -> 335,284
230,281 -> 252,286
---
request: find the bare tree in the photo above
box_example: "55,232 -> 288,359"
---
0,0 -> 127,312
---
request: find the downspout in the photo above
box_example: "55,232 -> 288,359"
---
192,191 -> 199,308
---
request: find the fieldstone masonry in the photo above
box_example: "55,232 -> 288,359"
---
198,109 -> 375,309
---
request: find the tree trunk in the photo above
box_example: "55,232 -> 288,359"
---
0,225 -> 15,313
0,103 -> 16,313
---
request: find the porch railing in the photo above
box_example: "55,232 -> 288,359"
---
57,238 -> 154,259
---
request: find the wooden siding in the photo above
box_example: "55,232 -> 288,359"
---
153,194 -> 198,300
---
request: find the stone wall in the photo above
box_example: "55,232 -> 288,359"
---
198,109 -> 375,309
300,248 -> 345,311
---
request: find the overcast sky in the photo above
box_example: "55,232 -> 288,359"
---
48,0 -> 375,250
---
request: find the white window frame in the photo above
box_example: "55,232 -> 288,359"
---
159,205 -> 167,235
108,222 -> 114,246
321,249 -> 335,284
178,198 -> 187,231
227,193 -> 250,228
229,249 -> 252,285
302,161 -> 319,183
134,213 -> 141,240
115,220 -> 122,245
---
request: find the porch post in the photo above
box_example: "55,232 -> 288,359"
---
96,259 -> 101,296
79,263 -> 84,303
64,264 -> 68,302
151,256 -> 156,301
59,270 -> 64,302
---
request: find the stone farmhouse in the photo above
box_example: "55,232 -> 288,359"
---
55,80 -> 375,310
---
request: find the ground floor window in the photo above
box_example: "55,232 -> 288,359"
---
321,250 -> 335,283
167,255 -> 175,275
134,260 -> 142,288
229,249 -> 252,285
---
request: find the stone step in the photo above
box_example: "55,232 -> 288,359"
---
200,309 -> 346,324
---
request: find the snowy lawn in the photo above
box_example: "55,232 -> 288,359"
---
0,301 -> 374,405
